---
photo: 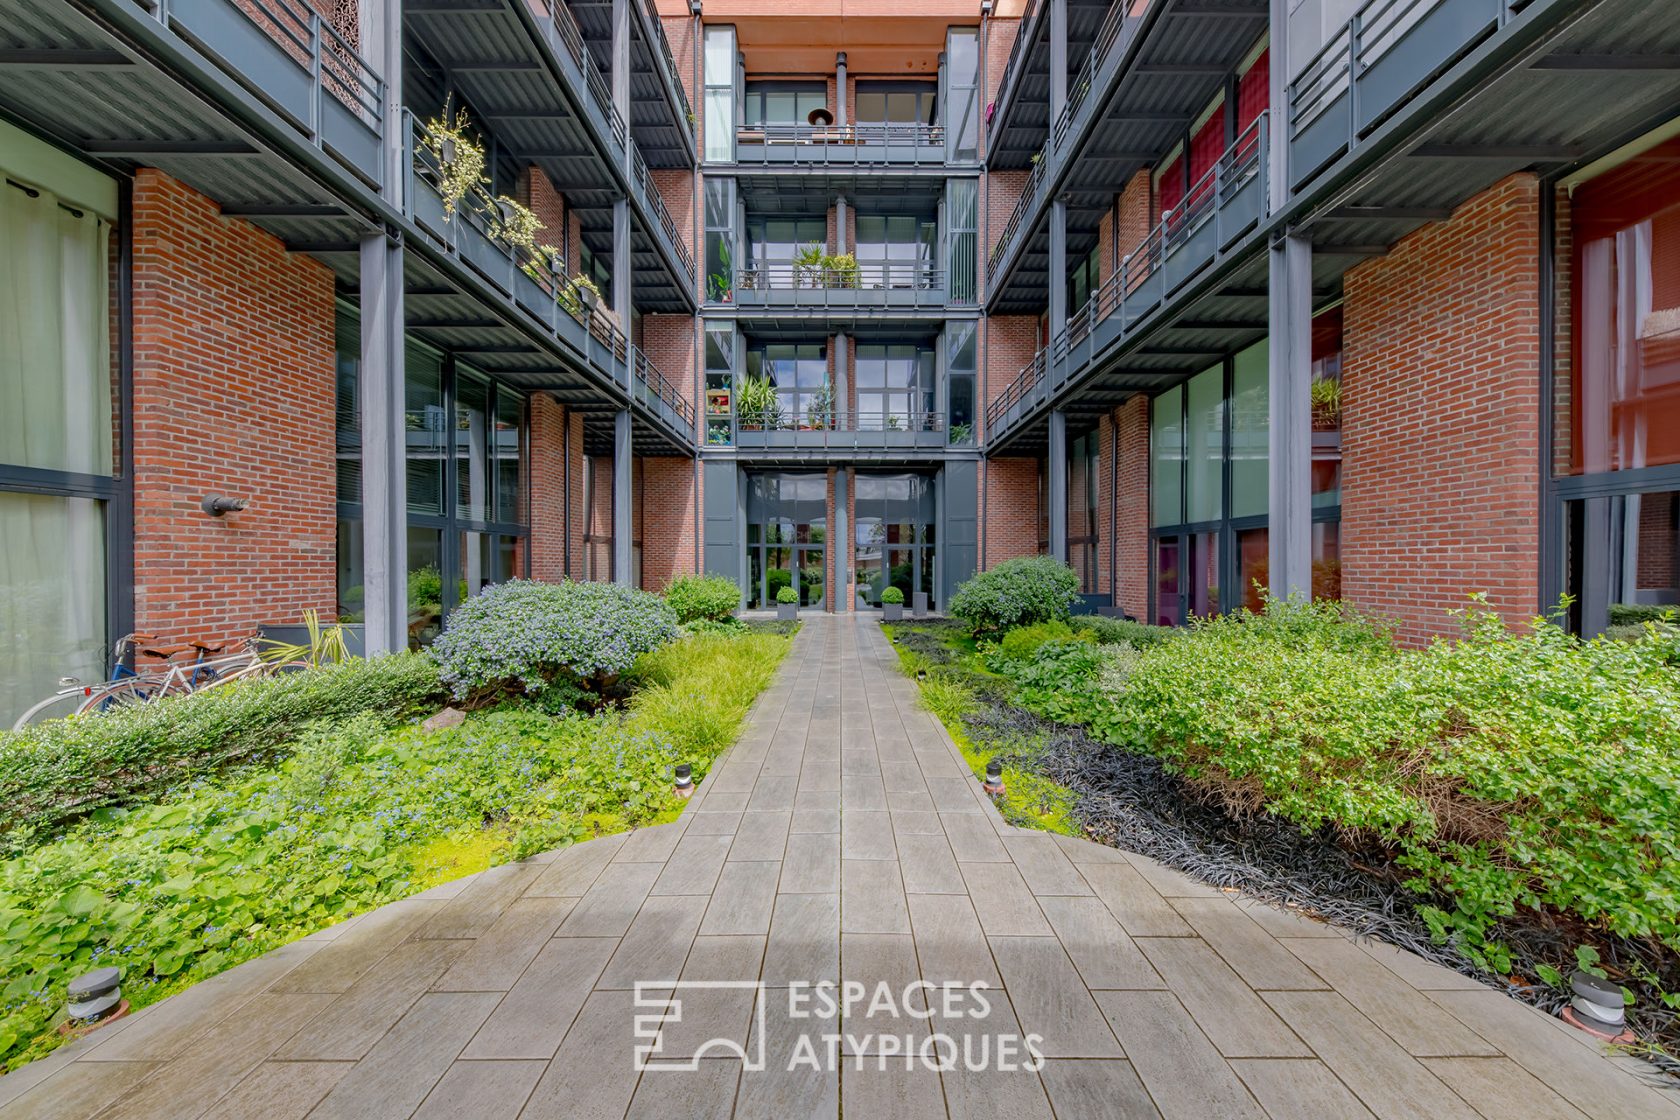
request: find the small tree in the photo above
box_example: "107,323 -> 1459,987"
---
948,556 -> 1080,639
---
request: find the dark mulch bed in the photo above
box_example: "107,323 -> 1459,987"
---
889,620 -> 1680,1078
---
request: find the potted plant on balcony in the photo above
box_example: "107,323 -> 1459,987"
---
490,195 -> 543,252
804,383 -> 836,430
948,422 -> 973,445
420,97 -> 486,221
793,243 -> 826,288
1311,376 -> 1341,430
737,374 -> 781,430
880,585 -> 904,621
776,585 -> 799,621
569,273 -> 603,315
826,252 -> 859,289
707,241 -> 734,302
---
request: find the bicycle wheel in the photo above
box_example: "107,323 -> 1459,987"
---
76,676 -> 177,716
11,689 -> 86,730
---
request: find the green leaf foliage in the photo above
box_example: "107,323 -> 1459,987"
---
988,597 -> 1680,961
880,586 -> 905,605
0,628 -> 791,1072
664,574 -> 742,623
430,579 -> 679,702
0,654 -> 443,849
947,557 -> 1081,639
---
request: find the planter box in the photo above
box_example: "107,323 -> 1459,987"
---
882,602 -> 903,621
912,592 -> 928,618
777,602 -> 798,621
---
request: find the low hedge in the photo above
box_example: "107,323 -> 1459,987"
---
997,598 -> 1680,969
1074,614 -> 1170,648
664,574 -> 741,623
0,653 -> 443,851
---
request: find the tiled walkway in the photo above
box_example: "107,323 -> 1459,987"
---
5,616 -> 1680,1119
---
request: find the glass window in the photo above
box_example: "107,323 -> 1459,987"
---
705,177 -> 735,303
854,473 -> 936,608
1231,341 -> 1268,518
0,492 -> 106,724
1312,308 -> 1344,508
1565,490 -> 1680,635
743,82 -> 827,127
455,370 -> 492,524
1154,537 -> 1180,626
947,179 -> 978,304
1185,365 -> 1224,524
746,343 -> 828,428
407,526 -> 446,648
945,28 -> 979,163
703,26 -> 737,161
1150,386 -> 1183,526
855,83 -> 937,127
335,312 -> 361,505
494,387 -> 523,524
705,321 -> 735,446
856,344 -> 933,428
947,321 -> 977,444
1567,136 -> 1680,475
0,178 -> 114,476
855,213 -> 936,288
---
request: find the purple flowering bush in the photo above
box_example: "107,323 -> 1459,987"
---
432,579 -> 679,702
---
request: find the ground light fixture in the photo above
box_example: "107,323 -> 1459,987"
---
983,760 -> 1005,796
60,966 -> 127,1037
1562,970 -> 1635,1043
916,669 -> 927,681
674,763 -> 695,798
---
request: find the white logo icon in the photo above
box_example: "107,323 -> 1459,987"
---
632,981 -> 768,1071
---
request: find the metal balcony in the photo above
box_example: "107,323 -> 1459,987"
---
730,261 -> 947,312
131,0 -> 386,187
733,123 -> 948,168
731,411 -> 952,455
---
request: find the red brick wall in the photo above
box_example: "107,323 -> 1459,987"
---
984,314 -> 1040,418
1116,169 -> 1152,289
129,169 -> 336,643
529,394 -> 587,581
983,458 -> 1040,566
518,166 -> 567,262
662,12 -> 699,108
641,313 -> 697,411
1342,172 -> 1542,644
1113,395 -> 1150,619
640,456 -> 698,588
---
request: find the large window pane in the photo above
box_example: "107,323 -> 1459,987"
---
945,28 -> 979,162
495,387 -> 523,524
455,370 -> 491,524
703,26 -> 736,162
1150,386 -> 1183,526
1185,365 -> 1224,524
1231,341 -> 1268,518
407,526 -> 446,648
0,492 -> 105,726
0,179 -> 114,476
406,345 -> 446,516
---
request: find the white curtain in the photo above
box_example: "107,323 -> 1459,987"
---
0,180 -> 114,724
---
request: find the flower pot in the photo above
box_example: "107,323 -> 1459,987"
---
777,602 -> 798,621
882,603 -> 903,621
912,592 -> 928,617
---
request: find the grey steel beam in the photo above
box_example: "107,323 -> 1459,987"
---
0,48 -> 132,67
614,409 -> 634,585
359,233 -> 407,654
613,197 -> 632,338
1048,196 -> 1068,339
833,466 -> 848,613
80,140 -> 254,155
1049,0 -> 1068,125
834,332 -> 849,427
1048,408 -> 1068,564
1267,233 -> 1311,600
836,195 -> 848,254
612,0 -> 631,172
836,52 -> 848,126
220,203 -> 344,217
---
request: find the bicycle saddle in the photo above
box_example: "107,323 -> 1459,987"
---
140,643 -> 197,659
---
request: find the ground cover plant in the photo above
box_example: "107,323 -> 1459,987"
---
897,583 -> 1680,1068
0,590 -> 791,1072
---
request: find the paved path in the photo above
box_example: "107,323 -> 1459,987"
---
5,616 -> 1679,1120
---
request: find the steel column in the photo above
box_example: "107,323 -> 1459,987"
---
835,51 -> 848,126
1049,0 -> 1068,125
835,195 -> 848,254
1267,233 -> 1312,599
612,0 -> 631,171
1049,195 -> 1068,337
1048,408 -> 1068,564
613,197 -> 632,347
614,409 -> 634,585
833,466 -> 848,613
834,332 -> 849,426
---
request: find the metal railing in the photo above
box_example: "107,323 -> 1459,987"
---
141,0 -> 385,174
735,260 -> 943,294
540,0 -> 629,149
407,112 -> 699,440
1288,0 -> 1530,168
987,351 -> 1048,431
732,410 -> 949,449
733,122 -> 946,164
985,120 -> 1266,436
987,147 -> 1048,275
631,347 -> 696,427
641,0 -> 694,137
631,145 -> 695,282
1052,0 -> 1136,151
988,0 -> 1043,142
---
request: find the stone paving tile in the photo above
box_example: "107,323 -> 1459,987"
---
24,616 -> 1680,1120
839,934 -> 929,1054
1228,1057 -> 1378,1120
1096,990 -> 1268,1119
1135,937 -> 1311,1058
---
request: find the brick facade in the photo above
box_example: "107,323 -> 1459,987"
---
128,169 -> 337,643
1341,173 -> 1543,644
1113,395 -> 1150,619
640,456 -> 698,589
529,394 -> 586,581
982,457 -> 1040,566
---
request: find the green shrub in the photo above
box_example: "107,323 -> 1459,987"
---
776,586 -> 799,605
0,654 -> 443,849
1074,614 -> 1171,648
1609,603 -> 1678,626
1079,597 -> 1680,968
665,574 -> 741,623
991,620 -> 1091,662
431,579 -> 678,702
948,556 -> 1080,638
880,586 -> 905,605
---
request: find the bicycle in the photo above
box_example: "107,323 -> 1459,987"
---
11,633 -> 273,730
